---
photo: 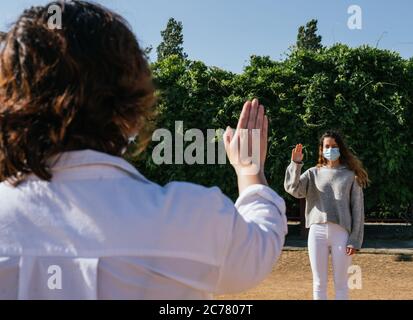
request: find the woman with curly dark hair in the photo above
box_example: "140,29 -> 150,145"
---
0,1 -> 156,184
0,1 -> 287,299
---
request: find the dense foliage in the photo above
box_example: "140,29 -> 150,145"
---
130,44 -> 413,219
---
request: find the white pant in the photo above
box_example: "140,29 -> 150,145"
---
308,222 -> 352,300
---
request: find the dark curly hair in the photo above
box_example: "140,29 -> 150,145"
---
0,0 -> 156,185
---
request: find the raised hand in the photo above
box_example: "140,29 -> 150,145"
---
291,144 -> 304,163
223,98 -> 269,194
223,98 -> 268,176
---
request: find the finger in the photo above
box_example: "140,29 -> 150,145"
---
223,126 -> 232,150
255,106 -> 265,158
263,115 -> 268,141
247,98 -> 259,130
237,101 -> 251,130
239,126 -> 249,165
223,128 -> 228,151
263,115 -> 268,153
255,104 -> 264,129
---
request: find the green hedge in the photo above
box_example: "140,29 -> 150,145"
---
130,44 -> 413,219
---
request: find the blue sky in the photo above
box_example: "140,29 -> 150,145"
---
1,0 -> 413,73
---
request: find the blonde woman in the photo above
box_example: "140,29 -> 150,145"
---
284,131 -> 369,300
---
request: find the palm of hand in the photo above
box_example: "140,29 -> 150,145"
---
292,144 -> 304,163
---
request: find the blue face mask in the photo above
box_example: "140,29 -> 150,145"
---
323,147 -> 340,161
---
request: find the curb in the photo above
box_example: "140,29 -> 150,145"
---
283,246 -> 413,256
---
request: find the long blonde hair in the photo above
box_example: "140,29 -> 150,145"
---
316,131 -> 370,188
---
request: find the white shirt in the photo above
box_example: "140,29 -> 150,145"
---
0,149 -> 287,300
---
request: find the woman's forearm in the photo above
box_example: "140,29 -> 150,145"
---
237,171 -> 268,195
284,161 -> 308,198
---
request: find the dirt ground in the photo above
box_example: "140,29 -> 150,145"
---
217,250 -> 413,300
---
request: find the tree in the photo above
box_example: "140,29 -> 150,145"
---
296,19 -> 323,51
142,46 -> 153,61
157,18 -> 188,61
137,46 -> 413,220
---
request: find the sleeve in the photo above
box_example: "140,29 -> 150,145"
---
347,178 -> 365,249
214,184 -> 288,295
284,161 -> 310,199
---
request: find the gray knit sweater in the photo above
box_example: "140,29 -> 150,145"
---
284,161 -> 364,249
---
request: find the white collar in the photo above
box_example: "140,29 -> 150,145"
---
46,149 -> 151,183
